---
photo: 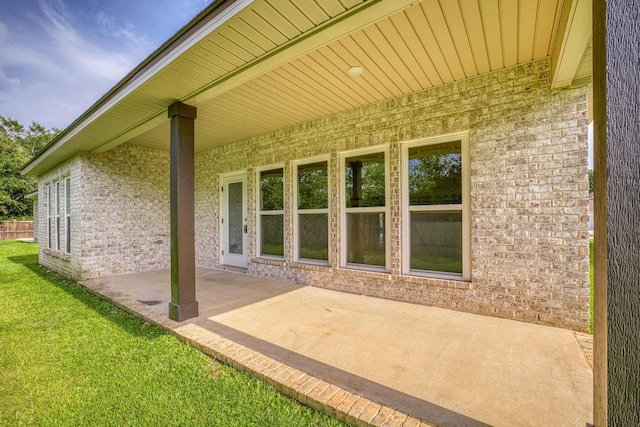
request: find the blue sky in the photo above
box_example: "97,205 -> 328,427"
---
0,0 -> 210,130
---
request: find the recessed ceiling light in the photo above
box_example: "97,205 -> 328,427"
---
347,66 -> 364,77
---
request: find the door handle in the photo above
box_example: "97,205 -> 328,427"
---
244,225 -> 248,233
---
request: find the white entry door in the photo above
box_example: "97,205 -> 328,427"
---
220,172 -> 248,268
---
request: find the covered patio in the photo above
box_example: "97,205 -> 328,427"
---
80,269 -> 593,427
22,0 -> 640,424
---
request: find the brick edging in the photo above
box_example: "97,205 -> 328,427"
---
78,278 -> 434,427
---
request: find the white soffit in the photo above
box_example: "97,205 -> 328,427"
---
130,0 -> 568,153
27,0 -> 587,174
550,0 -> 593,88
94,0 -> 417,154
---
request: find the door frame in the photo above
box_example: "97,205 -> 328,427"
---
219,170 -> 248,268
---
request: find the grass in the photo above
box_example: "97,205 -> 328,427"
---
261,243 -> 284,257
0,241 -> 343,427
410,255 -> 462,274
590,238 -> 594,333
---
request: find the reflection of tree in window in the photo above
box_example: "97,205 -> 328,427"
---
345,153 -> 385,208
260,169 -> 283,211
408,141 -> 463,274
345,152 -> 385,266
260,168 -> 283,256
297,162 -> 328,261
298,162 -> 327,209
409,142 -> 461,205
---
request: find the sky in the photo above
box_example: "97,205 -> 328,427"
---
0,0 -> 211,130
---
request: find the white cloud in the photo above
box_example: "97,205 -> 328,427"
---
0,0 -> 154,129
0,70 -> 21,89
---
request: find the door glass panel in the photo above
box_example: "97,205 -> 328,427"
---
228,182 -> 243,255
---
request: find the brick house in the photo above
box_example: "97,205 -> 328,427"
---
23,0 -> 592,332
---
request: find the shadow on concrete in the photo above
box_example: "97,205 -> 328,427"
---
194,317 -> 492,427
87,267 -> 306,319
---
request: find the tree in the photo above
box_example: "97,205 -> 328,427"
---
409,152 -> 462,204
0,116 -> 59,219
588,169 -> 594,194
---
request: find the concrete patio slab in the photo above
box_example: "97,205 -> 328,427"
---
80,268 -> 593,427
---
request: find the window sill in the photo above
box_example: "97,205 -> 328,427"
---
336,266 -> 391,280
397,273 -> 471,290
405,269 -> 469,282
290,261 -> 332,272
43,248 -> 71,261
252,256 -> 286,267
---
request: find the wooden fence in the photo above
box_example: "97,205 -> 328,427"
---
0,221 -> 34,240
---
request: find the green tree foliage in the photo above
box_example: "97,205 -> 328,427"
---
0,116 -> 59,219
588,169 -> 594,194
259,169 -> 284,211
345,155 -> 385,207
298,162 -> 328,209
408,152 -> 462,205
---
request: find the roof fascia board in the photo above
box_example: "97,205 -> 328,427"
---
550,0 -> 593,88
22,0 -> 251,176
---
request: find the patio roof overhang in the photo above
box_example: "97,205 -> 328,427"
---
22,0 -> 592,177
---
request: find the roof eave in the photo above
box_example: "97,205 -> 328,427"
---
22,0 -> 239,176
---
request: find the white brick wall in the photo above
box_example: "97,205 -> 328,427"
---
37,58 -> 590,331
79,144 -> 170,278
38,156 -> 82,279
195,59 -> 590,331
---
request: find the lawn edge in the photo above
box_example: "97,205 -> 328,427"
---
77,277 -> 434,427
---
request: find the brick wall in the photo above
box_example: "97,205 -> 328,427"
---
79,144 -> 171,278
195,59 -> 590,331
36,58 -> 590,330
38,156 -> 82,279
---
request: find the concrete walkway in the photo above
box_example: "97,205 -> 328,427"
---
80,268 -> 593,427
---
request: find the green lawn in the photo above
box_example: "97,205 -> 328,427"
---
0,241 -> 343,427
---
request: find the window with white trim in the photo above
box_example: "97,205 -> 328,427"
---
258,167 -> 284,258
46,183 -> 52,249
402,134 -> 470,279
54,180 -> 61,251
342,148 -> 388,269
294,159 -> 329,263
64,177 -> 71,254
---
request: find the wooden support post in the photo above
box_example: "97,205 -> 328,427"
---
593,1 -> 640,425
168,101 -> 198,322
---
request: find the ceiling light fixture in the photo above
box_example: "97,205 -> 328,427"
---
347,66 -> 364,77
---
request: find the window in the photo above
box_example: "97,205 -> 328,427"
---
258,167 -> 284,257
342,148 -> 388,269
295,159 -> 329,262
402,133 -> 470,279
46,184 -> 52,249
64,177 -> 71,254
55,181 -> 61,251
